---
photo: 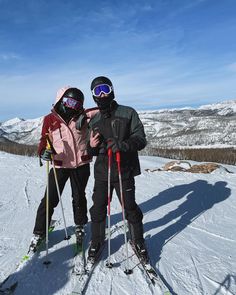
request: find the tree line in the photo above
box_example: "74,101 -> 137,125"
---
0,142 -> 37,157
141,146 -> 236,165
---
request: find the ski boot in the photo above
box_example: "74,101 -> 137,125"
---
28,233 -> 45,253
134,241 -> 150,264
87,242 -> 101,263
74,225 -> 85,255
75,225 -> 85,244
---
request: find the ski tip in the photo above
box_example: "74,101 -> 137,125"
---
105,262 -> 113,268
124,268 -> 133,275
21,255 -> 30,262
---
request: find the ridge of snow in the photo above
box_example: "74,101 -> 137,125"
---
1,117 -> 25,126
199,99 -> 236,114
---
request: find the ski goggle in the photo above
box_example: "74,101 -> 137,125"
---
91,84 -> 113,97
62,96 -> 83,110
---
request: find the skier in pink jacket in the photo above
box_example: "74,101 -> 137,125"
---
29,86 -> 98,252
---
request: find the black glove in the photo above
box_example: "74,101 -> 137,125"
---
106,138 -> 129,153
41,149 -> 53,161
76,112 -> 88,130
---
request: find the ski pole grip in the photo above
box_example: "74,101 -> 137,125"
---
45,134 -> 57,155
46,134 -> 51,151
45,134 -> 54,162
46,140 -> 51,150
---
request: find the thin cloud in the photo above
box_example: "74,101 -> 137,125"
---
227,62 -> 236,72
0,53 -> 20,61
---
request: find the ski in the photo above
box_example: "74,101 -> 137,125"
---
70,242 -> 106,295
0,219 -> 59,294
72,226 -> 87,275
20,219 -> 59,266
70,224 -> 123,295
129,241 -> 172,295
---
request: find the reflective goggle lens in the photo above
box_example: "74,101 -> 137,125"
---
62,97 -> 83,110
92,84 -> 112,96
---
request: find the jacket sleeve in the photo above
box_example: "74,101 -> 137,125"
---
76,107 -> 99,131
85,107 -> 99,119
37,115 -> 51,156
124,109 -> 147,152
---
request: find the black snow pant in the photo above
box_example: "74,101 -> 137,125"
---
89,177 -> 144,244
33,164 -> 90,235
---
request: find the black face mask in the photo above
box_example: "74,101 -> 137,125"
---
64,107 -> 77,117
96,98 -> 112,109
57,103 -> 82,122
94,93 -> 114,110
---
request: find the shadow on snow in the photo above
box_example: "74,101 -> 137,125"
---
0,225 -> 87,295
110,180 -> 231,295
213,274 -> 236,295
140,180 -> 231,262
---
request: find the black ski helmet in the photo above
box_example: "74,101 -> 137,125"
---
90,76 -> 115,109
63,88 -> 84,104
58,87 -> 84,119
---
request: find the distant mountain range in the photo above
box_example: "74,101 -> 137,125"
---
0,117 -> 43,145
139,100 -> 236,148
1,100 -> 236,148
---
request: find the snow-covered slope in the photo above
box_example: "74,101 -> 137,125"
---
0,152 -> 235,294
1,100 -> 236,147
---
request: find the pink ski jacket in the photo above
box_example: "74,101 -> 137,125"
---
38,86 -> 98,168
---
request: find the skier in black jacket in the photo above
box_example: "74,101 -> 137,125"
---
87,76 -> 149,262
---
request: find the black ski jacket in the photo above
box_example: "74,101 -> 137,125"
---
87,101 -> 147,182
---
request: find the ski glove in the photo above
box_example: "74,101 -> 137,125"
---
106,138 -> 129,153
41,149 -> 53,161
76,112 -> 88,130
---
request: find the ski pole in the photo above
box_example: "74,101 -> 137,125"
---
116,151 -> 132,275
51,158 -> 70,241
106,147 -> 113,268
46,135 -> 70,241
43,139 -> 51,266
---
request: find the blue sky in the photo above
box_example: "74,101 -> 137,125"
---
0,0 -> 236,120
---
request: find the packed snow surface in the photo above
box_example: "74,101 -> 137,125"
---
0,152 -> 235,295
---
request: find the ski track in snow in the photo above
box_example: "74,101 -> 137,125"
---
187,224 -> 236,242
0,152 -> 236,295
191,255 -> 205,294
23,179 -> 31,207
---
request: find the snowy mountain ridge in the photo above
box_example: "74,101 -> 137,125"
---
139,99 -> 236,148
0,117 -> 43,144
0,99 -> 236,147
